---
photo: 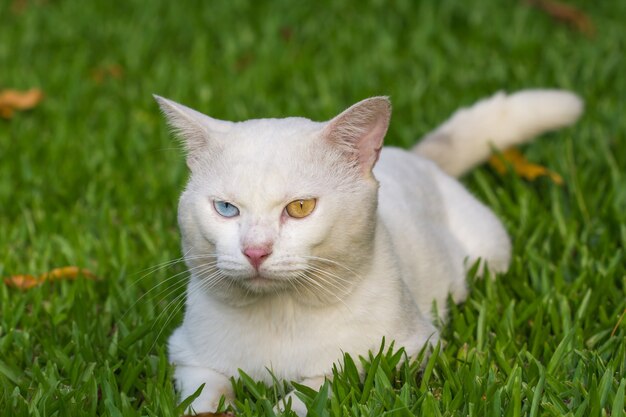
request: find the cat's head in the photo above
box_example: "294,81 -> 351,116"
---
156,96 -> 391,305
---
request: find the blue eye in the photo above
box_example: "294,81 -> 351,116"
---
213,200 -> 240,218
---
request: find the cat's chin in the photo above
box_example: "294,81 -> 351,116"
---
239,273 -> 291,293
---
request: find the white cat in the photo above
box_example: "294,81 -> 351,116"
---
155,90 -> 582,415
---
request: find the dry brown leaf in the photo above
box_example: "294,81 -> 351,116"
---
4,267 -> 96,290
182,413 -> 235,417
525,0 -> 595,37
611,308 -> 626,337
280,26 -> 294,42
0,88 -> 44,119
41,266 -> 96,281
90,64 -> 124,84
0,106 -> 13,119
489,147 -> 563,185
11,0 -> 28,14
3,274 -> 40,290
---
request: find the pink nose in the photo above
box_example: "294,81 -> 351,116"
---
243,247 -> 272,269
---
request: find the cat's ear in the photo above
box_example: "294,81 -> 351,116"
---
323,97 -> 391,174
154,95 -> 232,166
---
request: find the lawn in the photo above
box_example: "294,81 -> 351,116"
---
1,0 -> 625,416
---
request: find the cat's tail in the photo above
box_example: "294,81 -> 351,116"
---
412,89 -> 584,177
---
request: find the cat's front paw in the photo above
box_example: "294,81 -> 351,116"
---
187,393 -> 234,416
274,392 -> 308,417
182,411 -> 234,417
174,365 -> 235,415
274,376 -> 327,417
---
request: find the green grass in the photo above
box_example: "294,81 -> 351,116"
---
1,0 -> 625,416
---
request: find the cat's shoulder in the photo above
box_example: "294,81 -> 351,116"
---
376,146 -> 442,179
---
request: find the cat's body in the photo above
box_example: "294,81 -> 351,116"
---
156,90 -> 582,414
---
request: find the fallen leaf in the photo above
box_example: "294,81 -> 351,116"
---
41,266 -> 96,281
488,147 -> 563,185
235,53 -> 255,72
11,0 -> 28,14
90,64 -> 124,84
0,88 -> 44,119
4,267 -> 96,290
0,106 -> 13,119
279,26 -> 294,42
611,308 -> 626,337
525,0 -> 595,37
3,275 -> 40,290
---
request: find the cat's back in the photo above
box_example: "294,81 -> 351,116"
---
374,147 -> 447,223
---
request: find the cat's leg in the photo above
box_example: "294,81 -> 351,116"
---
276,375 -> 326,417
174,364 -> 235,413
434,171 -> 512,277
169,326 -> 235,412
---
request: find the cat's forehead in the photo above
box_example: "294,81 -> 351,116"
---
191,116 -> 352,203
222,117 -> 325,167
231,117 -> 324,139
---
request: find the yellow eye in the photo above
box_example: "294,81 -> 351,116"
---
285,199 -> 316,218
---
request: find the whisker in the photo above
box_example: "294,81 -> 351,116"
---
285,274 -> 304,299
148,268 -> 228,350
127,257 -> 186,289
129,247 -> 201,278
306,269 -> 351,297
306,265 -> 353,286
131,247 -> 193,276
121,261 -> 220,320
195,269 -> 230,294
294,271 -> 352,313
128,251 -> 220,288
148,293 -> 188,352
301,255 -> 362,279
145,263 -> 218,326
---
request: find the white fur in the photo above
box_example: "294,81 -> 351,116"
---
154,89 -> 582,414
413,90 -> 584,177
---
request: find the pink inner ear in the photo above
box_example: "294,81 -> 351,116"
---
324,97 -> 391,174
358,122 -> 386,169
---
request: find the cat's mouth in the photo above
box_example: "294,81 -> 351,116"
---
238,270 -> 302,294
249,274 -> 272,283
244,273 -> 282,290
